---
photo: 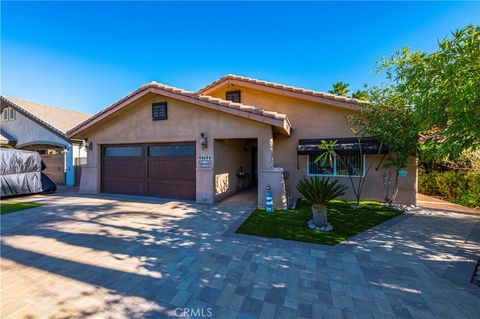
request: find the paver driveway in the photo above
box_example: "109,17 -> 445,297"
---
1,191 -> 479,319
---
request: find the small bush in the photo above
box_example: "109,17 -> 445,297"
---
418,170 -> 440,195
455,192 -> 480,208
418,170 -> 480,209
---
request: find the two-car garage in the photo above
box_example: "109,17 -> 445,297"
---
101,143 -> 196,200
69,82 -> 292,207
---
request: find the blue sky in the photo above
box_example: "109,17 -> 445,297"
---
1,1 -> 479,114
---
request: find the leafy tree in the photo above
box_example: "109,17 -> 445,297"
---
329,82 -> 350,96
421,147 -> 480,173
442,149 -> 480,172
348,86 -> 420,204
379,24 -> 480,160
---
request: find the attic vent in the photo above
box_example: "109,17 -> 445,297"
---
226,90 -> 241,103
152,102 -> 167,121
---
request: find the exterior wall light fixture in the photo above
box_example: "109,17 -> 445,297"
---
82,139 -> 93,152
200,132 -> 208,150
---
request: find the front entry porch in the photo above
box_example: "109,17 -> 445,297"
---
213,138 -> 257,202
196,134 -> 286,210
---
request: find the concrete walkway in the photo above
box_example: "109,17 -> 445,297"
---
417,193 -> 479,214
1,192 -> 479,319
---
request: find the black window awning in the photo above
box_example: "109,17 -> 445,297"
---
297,137 -> 388,155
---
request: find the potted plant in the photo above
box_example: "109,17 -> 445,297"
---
296,176 -> 348,229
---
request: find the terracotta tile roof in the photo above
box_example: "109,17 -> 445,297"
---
1,96 -> 91,135
68,82 -> 291,137
198,74 -> 365,109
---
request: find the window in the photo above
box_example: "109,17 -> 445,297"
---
2,107 -> 15,121
152,102 -> 167,120
149,145 -> 195,157
225,90 -> 241,103
104,146 -> 142,157
308,154 -> 365,177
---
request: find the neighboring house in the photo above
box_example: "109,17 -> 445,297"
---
0,129 -> 17,148
68,75 -> 417,208
1,96 -> 91,186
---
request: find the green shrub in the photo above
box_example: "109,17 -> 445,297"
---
418,170 -> 480,209
418,170 -> 440,195
455,192 -> 480,208
437,171 -> 466,198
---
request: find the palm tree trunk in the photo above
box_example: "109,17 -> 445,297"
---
312,204 -> 328,227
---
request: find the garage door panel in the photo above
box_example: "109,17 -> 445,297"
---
102,145 -> 145,195
147,181 -> 195,200
148,158 -> 195,180
102,180 -> 144,195
105,146 -> 142,157
101,143 -> 196,200
103,159 -> 144,179
148,144 -> 195,157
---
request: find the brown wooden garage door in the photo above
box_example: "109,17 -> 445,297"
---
101,143 -> 196,200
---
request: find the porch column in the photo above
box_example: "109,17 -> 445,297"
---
257,130 -> 287,210
196,137 -> 215,204
79,142 -> 100,194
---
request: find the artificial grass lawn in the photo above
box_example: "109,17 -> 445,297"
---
236,200 -> 402,245
0,201 -> 46,214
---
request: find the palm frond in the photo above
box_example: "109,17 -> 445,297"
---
296,177 -> 348,205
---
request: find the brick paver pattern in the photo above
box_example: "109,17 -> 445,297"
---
1,192 -> 479,319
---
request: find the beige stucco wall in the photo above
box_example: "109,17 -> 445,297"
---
213,139 -> 252,202
209,85 -> 417,205
78,92 -> 287,208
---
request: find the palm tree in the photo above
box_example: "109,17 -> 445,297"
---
329,82 -> 350,96
296,177 -> 348,227
351,89 -> 369,101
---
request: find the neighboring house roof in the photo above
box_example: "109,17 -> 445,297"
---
0,129 -> 17,147
1,97 -> 91,134
198,74 -> 364,110
67,82 -> 292,138
418,128 -> 442,143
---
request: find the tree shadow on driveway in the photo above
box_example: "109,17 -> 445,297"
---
1,193 -> 256,318
1,192 -> 479,319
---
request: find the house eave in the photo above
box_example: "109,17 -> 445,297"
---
68,85 -> 292,139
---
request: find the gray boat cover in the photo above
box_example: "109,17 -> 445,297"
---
1,148 -> 44,197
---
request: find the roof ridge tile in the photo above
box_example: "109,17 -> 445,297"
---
198,74 -> 364,107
